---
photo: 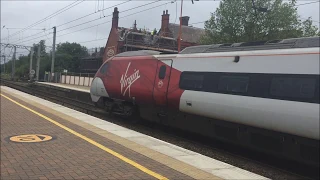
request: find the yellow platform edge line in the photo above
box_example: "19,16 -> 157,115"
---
1,93 -> 169,180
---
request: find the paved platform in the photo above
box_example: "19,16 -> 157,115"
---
1,86 -> 268,180
37,82 -> 90,93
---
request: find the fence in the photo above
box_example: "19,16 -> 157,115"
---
43,72 -> 96,87
60,72 -> 95,87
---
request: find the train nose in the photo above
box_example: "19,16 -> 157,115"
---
90,77 -> 109,102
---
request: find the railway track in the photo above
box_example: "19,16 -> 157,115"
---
1,79 -> 318,180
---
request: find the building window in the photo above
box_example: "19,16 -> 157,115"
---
159,65 -> 166,79
218,76 -> 249,93
179,73 -> 204,90
270,77 -> 316,99
99,63 -> 108,74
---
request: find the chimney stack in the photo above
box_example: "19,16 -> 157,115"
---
133,20 -> 137,31
161,10 -> 170,37
112,7 -> 119,29
180,16 -> 190,26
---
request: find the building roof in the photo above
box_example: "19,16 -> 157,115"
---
116,22 -> 206,44
168,23 -> 205,43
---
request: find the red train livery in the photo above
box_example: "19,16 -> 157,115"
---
91,54 -> 184,110
90,37 -> 320,166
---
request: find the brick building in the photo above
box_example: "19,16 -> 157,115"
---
103,7 -> 205,62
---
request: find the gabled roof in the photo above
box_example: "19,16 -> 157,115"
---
168,23 -> 205,43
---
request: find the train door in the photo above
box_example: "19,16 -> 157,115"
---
152,59 -> 173,106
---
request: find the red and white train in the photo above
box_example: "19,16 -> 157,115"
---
90,37 -> 320,166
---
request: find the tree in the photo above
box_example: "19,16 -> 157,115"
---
55,42 -> 88,72
2,41 -> 91,80
199,0 -> 317,44
2,40 -> 51,80
301,17 -> 319,37
32,40 -> 47,57
30,40 -> 51,79
15,55 -> 30,78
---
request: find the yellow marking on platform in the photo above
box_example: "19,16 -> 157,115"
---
1,93 -> 169,180
9,134 -> 52,143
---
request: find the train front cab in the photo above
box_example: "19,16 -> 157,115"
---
90,60 -> 110,108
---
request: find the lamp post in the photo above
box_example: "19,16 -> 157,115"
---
1,26 -> 7,64
6,28 -> 9,44
178,0 -> 184,53
1,26 -> 10,44
1,55 -> 5,73
178,0 -> 198,53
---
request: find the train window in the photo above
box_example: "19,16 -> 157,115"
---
99,63 -> 108,74
179,73 -> 204,90
270,77 -> 316,99
159,65 -> 166,79
218,76 -> 249,93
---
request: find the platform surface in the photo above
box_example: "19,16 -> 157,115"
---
37,82 -> 90,93
0,86 -> 268,180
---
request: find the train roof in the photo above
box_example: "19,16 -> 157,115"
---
180,36 -> 320,54
112,37 -> 319,58
115,50 -> 162,57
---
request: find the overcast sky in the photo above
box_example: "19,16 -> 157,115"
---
1,0 -> 319,57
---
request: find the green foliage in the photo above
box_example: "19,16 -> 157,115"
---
0,73 -> 11,80
55,42 -> 88,72
301,17 -> 319,37
199,0 -> 319,44
2,52 -> 51,80
2,41 -> 89,80
28,40 -> 51,78
15,56 -> 30,77
32,40 -> 47,57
